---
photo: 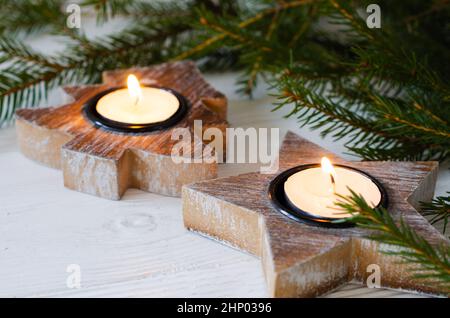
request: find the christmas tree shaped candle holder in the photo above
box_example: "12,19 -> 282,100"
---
183,132 -> 448,297
16,61 -> 228,200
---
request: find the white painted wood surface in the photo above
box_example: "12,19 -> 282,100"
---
0,73 -> 448,297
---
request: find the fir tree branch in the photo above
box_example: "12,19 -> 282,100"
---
172,0 -> 314,61
336,190 -> 450,291
197,16 -> 273,52
81,0 -> 137,22
244,8 -> 280,95
273,70 -> 450,160
0,0 -> 65,34
1,0 -> 450,163
421,193 -> 450,235
383,114 -> 450,139
80,0 -> 197,23
0,19 -> 191,124
403,0 -> 450,24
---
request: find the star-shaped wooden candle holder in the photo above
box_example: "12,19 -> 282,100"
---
183,132 -> 449,297
15,61 -> 227,200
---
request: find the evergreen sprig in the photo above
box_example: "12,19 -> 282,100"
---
0,0 -> 449,291
0,0 -> 449,159
0,1 -> 197,126
182,0 -> 450,160
0,0 -> 65,34
421,193 -> 450,235
336,190 -> 450,292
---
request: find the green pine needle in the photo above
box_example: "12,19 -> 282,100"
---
0,0 -> 449,293
0,0 -> 449,160
421,193 -> 450,235
336,189 -> 450,293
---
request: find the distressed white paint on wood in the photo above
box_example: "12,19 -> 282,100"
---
183,132 -> 447,297
0,73 -> 449,298
15,62 -> 227,200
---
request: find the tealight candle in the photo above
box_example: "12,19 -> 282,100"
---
284,157 -> 382,218
96,75 -> 180,125
84,74 -> 188,132
269,157 -> 387,227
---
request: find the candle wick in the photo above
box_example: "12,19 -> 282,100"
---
133,96 -> 141,108
330,174 -> 336,194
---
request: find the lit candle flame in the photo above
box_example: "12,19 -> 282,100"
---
321,157 -> 337,194
127,74 -> 143,106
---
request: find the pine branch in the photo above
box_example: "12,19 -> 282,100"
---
403,0 -> 450,24
0,0 -> 65,34
80,0 -> 196,23
0,3 -> 449,288
196,14 -> 273,53
421,193 -> 450,235
243,8 -> 280,95
0,19 -> 191,124
336,190 -> 450,291
273,68 -> 450,160
172,0 -> 315,61
275,76 -> 390,144
0,0 -> 449,162
81,0 -> 137,22
268,1 -> 450,160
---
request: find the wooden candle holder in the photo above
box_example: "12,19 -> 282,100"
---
16,61 -> 227,200
183,132 -> 449,297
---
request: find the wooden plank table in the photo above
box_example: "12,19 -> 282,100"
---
0,74 -> 448,298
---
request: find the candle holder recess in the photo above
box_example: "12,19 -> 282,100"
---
15,61 -> 228,200
182,131 -> 448,297
83,85 -> 189,133
269,163 -> 389,228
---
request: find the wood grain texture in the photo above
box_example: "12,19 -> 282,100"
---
2,96 -> 448,298
183,131 -> 449,297
15,61 -> 228,199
